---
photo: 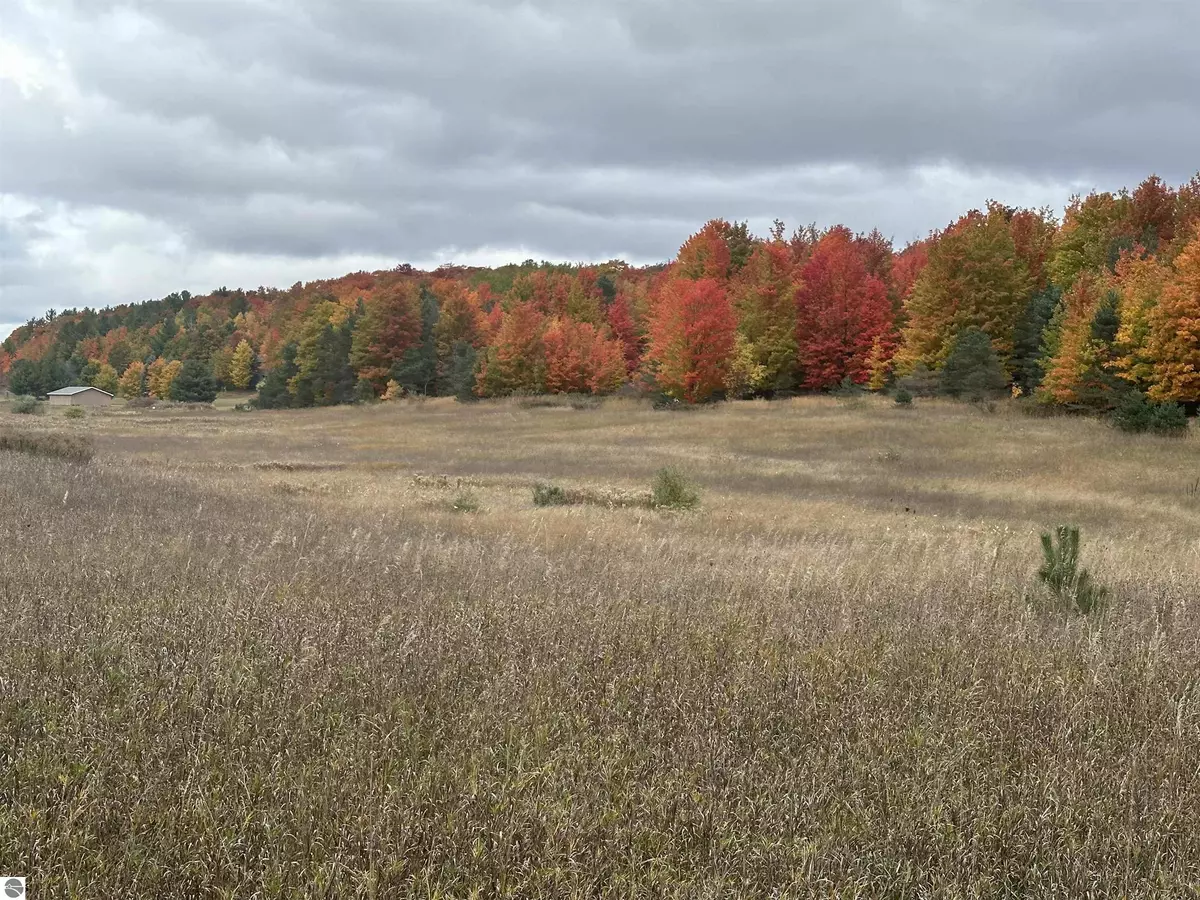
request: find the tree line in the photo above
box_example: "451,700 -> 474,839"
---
2,174 -> 1198,412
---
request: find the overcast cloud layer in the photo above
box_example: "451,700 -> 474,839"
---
2,0 -> 1199,333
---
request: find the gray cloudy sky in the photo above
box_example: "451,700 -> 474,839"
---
2,0 -> 1199,337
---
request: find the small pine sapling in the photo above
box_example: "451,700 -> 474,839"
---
1037,525 -> 1108,615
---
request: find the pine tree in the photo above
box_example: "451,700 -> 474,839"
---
381,378 -> 402,401
1011,286 -> 1061,394
169,359 -> 218,403
392,288 -> 439,395
444,342 -> 479,401
940,328 -> 1009,401
255,343 -> 298,410
291,302 -> 356,406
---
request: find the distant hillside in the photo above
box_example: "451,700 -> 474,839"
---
3,174 -> 1198,408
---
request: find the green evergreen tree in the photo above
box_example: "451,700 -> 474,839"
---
442,340 -> 479,401
255,343 -> 298,410
291,306 -> 357,407
169,359 -> 218,403
1072,290 -> 1126,412
940,327 -> 1009,401
391,288 -> 440,395
1011,286 -> 1060,394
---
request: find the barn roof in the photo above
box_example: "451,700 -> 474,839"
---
47,386 -> 114,397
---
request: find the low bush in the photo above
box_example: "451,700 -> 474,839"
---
11,395 -> 40,414
533,470 -> 700,511
1111,392 -> 1189,436
832,377 -> 865,398
532,483 -> 576,507
894,388 -> 913,406
896,364 -> 941,398
650,392 -> 695,411
1014,396 -> 1065,418
0,430 -> 95,463
63,405 -> 85,419
448,491 -> 480,513
517,394 -> 601,411
650,467 -> 699,510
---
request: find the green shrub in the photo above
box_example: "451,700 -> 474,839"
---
1014,396 -> 1064,418
0,430 -> 95,463
532,483 -> 575,507
1036,525 -> 1107,615
650,392 -> 695,411
832,377 -> 864,398
448,491 -> 480,513
896,364 -> 941,398
1111,392 -> 1189,436
650,467 -> 699,510
63,405 -> 85,419
11,395 -> 40,414
894,388 -> 913,406
1148,402 -> 1189,436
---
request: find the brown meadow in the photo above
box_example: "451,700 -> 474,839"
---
1,396 -> 1198,897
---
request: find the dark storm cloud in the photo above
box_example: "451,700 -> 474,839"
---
1,0 -> 1197,319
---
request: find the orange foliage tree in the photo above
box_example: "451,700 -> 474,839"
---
1039,273 -> 1110,404
1147,231 -> 1200,402
1113,251 -> 1171,390
542,320 -> 627,394
476,302 -> 547,396
645,277 -> 736,402
676,221 -> 735,282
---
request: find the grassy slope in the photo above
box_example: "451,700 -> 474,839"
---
1,397 -> 1198,897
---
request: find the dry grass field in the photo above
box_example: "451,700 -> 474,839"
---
2,396 -> 1199,898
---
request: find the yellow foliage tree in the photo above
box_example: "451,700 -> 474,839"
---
148,359 -> 183,399
91,362 -> 119,395
117,361 -> 147,399
1113,252 -> 1170,389
866,336 -> 894,391
228,340 -> 255,390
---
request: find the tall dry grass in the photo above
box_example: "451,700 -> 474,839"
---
1,397 -> 1198,897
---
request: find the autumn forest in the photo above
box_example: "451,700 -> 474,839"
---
3,173 -> 1199,411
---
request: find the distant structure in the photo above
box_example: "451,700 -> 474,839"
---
47,386 -> 113,408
